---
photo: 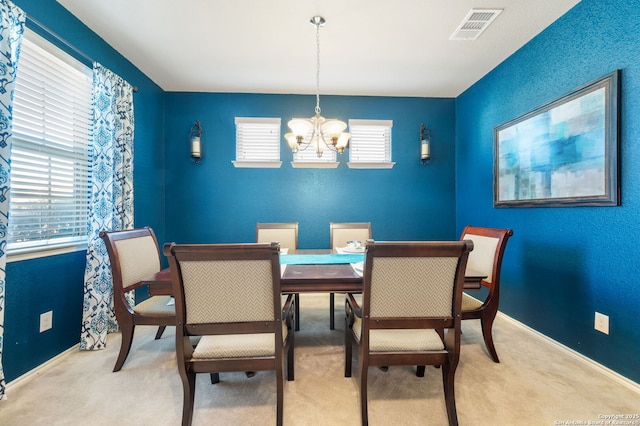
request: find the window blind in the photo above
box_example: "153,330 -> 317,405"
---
235,117 -> 281,161
290,120 -> 337,162
348,119 -> 393,162
8,33 -> 93,252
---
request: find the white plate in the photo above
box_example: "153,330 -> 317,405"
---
343,247 -> 365,253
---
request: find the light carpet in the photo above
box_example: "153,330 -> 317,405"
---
2,293 -> 638,425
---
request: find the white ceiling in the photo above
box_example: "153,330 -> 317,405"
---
56,0 -> 580,98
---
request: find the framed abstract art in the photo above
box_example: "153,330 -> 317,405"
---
494,70 -> 620,207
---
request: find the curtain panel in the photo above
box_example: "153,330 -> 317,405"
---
80,64 -> 134,351
0,0 -> 25,401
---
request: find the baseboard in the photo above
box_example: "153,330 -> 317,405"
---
5,344 -> 79,394
497,311 -> 640,395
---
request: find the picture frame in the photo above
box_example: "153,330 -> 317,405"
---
493,70 -> 620,207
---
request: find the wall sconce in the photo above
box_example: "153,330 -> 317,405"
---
420,123 -> 430,165
190,120 -> 202,163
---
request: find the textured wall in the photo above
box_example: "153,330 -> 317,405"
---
3,0 -> 165,382
163,93 -> 457,249
456,0 -> 640,382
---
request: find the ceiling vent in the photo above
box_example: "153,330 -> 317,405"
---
450,8 -> 503,40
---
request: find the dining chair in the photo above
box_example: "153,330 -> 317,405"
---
99,227 -> 175,372
459,225 -> 513,363
256,222 -> 301,330
329,222 -> 371,330
344,240 -> 473,426
164,241 -> 295,426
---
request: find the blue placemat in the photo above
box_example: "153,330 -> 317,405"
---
280,253 -> 364,265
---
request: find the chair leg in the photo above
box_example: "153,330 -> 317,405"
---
359,360 -> 369,426
276,364 -> 284,426
416,366 -> 425,377
210,373 -> 220,384
181,371 -> 197,426
294,293 -> 300,331
287,333 -> 295,381
344,321 -> 352,378
113,323 -> 135,372
329,292 -> 335,330
155,325 -> 166,340
441,364 -> 459,426
481,313 -> 500,363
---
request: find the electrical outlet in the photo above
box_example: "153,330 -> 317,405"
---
594,312 -> 609,335
40,310 -> 53,333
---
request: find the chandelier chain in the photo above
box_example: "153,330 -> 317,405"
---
315,20 -> 321,115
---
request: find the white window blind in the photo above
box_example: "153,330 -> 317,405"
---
233,117 -> 281,168
8,30 -> 93,255
290,120 -> 338,166
292,138 -> 338,162
348,119 -> 393,163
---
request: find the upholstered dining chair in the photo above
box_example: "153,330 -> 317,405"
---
100,227 -> 175,372
164,241 -> 295,426
459,225 -> 513,363
329,222 -> 372,330
256,222 -> 301,330
344,240 -> 473,426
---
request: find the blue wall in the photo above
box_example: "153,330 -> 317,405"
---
164,93 -> 457,248
455,0 -> 640,382
6,0 -> 640,387
3,0 -> 166,382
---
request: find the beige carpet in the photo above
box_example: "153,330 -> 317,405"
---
3,294 -> 638,425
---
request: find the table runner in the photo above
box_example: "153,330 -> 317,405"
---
279,253 -> 364,265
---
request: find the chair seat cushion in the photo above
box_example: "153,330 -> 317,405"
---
462,293 -> 483,311
134,295 -> 175,315
352,316 -> 444,352
192,324 -> 288,359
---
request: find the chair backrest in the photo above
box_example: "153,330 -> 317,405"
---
100,227 -> 161,314
256,222 -> 298,251
362,240 -> 473,323
330,222 -> 372,249
164,242 -> 282,333
460,226 -> 513,289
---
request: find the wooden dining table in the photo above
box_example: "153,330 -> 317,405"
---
142,249 -> 486,330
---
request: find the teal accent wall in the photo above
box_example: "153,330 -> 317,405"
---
163,93 -> 456,248
455,0 -> 640,382
3,0 -> 165,382
4,0 -> 639,387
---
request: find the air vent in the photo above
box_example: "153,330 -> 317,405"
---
450,8 -> 503,40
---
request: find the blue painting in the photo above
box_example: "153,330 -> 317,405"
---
494,71 -> 619,207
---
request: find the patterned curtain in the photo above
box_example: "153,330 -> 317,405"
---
0,0 -> 25,401
80,64 -> 134,351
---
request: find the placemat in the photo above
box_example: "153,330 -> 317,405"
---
280,253 -> 364,265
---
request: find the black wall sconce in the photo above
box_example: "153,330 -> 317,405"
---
420,123 -> 430,165
190,120 -> 202,163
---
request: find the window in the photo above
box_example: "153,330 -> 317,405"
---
347,119 -> 395,169
232,117 -> 282,168
289,120 -> 339,169
8,29 -> 93,259
291,138 -> 339,168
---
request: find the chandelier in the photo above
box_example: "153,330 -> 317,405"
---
285,16 -> 350,157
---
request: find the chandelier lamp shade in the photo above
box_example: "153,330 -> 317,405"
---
285,16 -> 350,157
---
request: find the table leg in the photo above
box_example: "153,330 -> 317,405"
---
329,292 -> 335,330
294,293 -> 300,331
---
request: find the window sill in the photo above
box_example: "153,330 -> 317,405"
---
7,241 -> 88,263
290,161 -> 340,169
347,162 -> 396,169
232,161 -> 282,169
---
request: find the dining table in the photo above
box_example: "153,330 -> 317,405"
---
142,249 -> 486,330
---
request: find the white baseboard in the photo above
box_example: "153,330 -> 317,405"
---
5,311 -> 640,398
498,311 -> 640,395
5,344 -> 79,394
